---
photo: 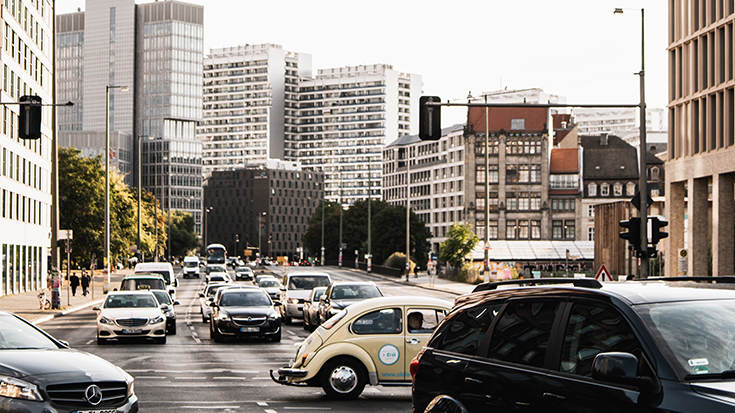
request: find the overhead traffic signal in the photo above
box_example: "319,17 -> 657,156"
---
650,217 -> 669,245
419,96 -> 441,141
19,95 -> 42,140
619,218 -> 641,253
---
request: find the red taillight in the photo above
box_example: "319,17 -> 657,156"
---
410,356 -> 420,382
322,310 -> 346,329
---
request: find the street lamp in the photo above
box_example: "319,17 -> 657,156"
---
105,84 -> 128,293
204,207 -> 213,249
259,212 -> 266,261
615,7 -> 648,277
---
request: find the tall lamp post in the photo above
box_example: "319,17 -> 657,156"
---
204,207 -> 213,249
259,212 -> 266,261
615,7 -> 648,278
105,84 -> 128,293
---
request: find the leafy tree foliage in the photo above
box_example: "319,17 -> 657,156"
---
302,199 -> 431,266
439,223 -> 480,268
168,210 -> 199,258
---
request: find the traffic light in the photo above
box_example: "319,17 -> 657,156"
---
650,217 -> 669,245
419,96 -> 441,141
19,95 -> 42,140
619,217 -> 641,253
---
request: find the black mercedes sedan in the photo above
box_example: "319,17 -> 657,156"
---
209,287 -> 282,343
0,310 -> 138,412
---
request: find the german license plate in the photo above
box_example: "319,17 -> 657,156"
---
73,410 -> 119,413
240,327 -> 259,333
122,328 -> 142,334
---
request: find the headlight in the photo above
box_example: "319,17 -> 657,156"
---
99,316 -> 114,325
121,369 -> 135,397
267,312 -> 279,321
215,313 -> 230,321
0,375 -> 43,401
291,299 -> 299,304
150,315 -> 165,324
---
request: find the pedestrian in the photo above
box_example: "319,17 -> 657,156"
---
70,272 -> 80,296
81,270 -> 90,296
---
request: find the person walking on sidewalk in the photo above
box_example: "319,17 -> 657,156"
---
81,270 -> 90,296
70,273 -> 80,296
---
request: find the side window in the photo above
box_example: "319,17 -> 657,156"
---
352,308 -> 402,335
432,304 -> 502,356
407,308 -> 447,334
487,301 -> 560,368
561,303 -> 643,376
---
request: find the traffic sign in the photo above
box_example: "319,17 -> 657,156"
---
594,263 -> 613,282
631,191 -> 654,211
483,241 -> 491,251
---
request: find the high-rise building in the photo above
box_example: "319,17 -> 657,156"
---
667,1 -> 735,277
0,0 -> 53,296
199,44 -> 311,177
298,64 -> 422,206
56,0 -> 204,233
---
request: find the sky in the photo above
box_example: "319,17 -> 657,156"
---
58,0 -> 669,127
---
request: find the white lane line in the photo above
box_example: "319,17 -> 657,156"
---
85,339 -> 94,345
284,408 -> 331,411
213,377 -> 248,380
252,377 -> 272,380
230,370 -> 259,374
265,410 -> 278,413
257,402 -> 268,407
182,406 -> 239,410
135,376 -> 167,379
175,377 -> 210,380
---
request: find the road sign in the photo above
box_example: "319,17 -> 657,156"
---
483,241 -> 491,251
631,191 -> 654,211
594,263 -> 613,282
58,229 -> 73,240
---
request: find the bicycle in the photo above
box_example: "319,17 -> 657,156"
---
38,290 -> 51,310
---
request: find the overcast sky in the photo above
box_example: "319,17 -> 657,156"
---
58,0 -> 668,127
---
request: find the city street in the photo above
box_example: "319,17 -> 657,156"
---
38,266 -> 460,412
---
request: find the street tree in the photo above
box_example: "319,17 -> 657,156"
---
168,210 -> 199,258
439,222 -> 479,269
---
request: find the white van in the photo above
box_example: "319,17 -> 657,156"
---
134,262 -> 178,297
182,256 -> 200,278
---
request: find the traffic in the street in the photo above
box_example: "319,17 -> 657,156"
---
35,264 -> 457,412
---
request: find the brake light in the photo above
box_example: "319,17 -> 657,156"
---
410,356 -> 420,382
321,310 -> 346,329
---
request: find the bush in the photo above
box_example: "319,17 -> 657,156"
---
384,252 -> 415,273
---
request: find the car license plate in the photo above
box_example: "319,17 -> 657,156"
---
73,410 -> 120,413
122,328 -> 142,334
240,327 -> 259,333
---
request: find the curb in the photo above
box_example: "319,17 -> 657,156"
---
32,298 -> 105,325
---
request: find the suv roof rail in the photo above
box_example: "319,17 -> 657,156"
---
645,276 -> 735,284
472,277 -> 603,293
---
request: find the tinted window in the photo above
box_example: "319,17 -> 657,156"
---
561,303 -> 642,376
352,308 -> 402,335
0,314 -> 59,349
288,276 -> 330,290
331,285 -> 382,299
432,304 -> 501,356
487,301 -> 559,368
220,291 -> 271,307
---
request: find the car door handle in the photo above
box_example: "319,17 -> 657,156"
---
464,377 -> 483,384
543,393 -> 566,400
406,337 -> 420,345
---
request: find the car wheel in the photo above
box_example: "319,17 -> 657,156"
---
169,323 -> 177,335
423,395 -> 469,413
97,336 -> 107,345
284,315 -> 292,325
211,323 -> 223,343
270,329 -> 282,342
320,358 -> 367,400
156,336 -> 167,344
303,317 -> 310,330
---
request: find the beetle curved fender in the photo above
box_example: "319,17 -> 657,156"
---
295,342 -> 378,383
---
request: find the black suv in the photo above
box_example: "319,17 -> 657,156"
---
412,278 -> 735,413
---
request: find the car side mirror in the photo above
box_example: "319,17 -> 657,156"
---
173,301 -> 180,306
208,297 -> 214,302
57,339 -> 70,348
92,306 -> 100,311
174,279 -> 179,287
319,294 -> 327,302
279,286 -> 286,291
160,304 -> 170,311
592,352 -> 652,389
198,293 -> 205,298
273,300 -> 282,306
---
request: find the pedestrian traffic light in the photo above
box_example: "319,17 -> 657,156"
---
650,217 -> 669,245
19,95 -> 42,140
619,217 -> 641,253
419,96 -> 441,141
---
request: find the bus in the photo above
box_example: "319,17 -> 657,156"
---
206,243 -> 227,265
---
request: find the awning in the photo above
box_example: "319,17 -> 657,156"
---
471,240 -> 594,261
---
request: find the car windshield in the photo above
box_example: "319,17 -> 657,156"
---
220,291 -> 271,307
639,300 -> 735,378
206,285 -> 228,297
331,285 -> 383,299
259,280 -> 279,288
145,270 -> 171,284
121,278 -> 165,291
152,291 -> 172,305
0,313 -> 59,350
104,294 -> 158,309
184,261 -> 198,268
289,276 -> 330,290
210,276 -> 227,282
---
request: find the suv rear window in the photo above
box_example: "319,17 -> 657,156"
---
431,303 -> 502,356
487,301 -> 560,368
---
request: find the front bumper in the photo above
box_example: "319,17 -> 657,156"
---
270,368 -> 309,386
284,303 -> 304,318
212,319 -> 280,338
98,320 -> 166,340
0,393 -> 139,413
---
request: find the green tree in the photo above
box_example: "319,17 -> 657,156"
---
168,210 -> 199,258
439,223 -> 479,268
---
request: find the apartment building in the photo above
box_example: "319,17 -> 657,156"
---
0,0 -> 53,295
299,64 -> 421,206
199,44 -> 312,177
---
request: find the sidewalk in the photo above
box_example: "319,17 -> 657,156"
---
1,269 -> 134,325
370,270 -> 478,296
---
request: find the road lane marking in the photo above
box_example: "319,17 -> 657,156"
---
257,402 -> 268,407
213,377 -> 248,380
182,406 -> 239,410
284,408 -> 331,411
135,376 -> 167,379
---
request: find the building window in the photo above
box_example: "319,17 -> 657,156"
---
489,220 -> 498,239
530,164 -> 541,182
506,220 -> 517,239
588,204 -> 595,217
552,199 -> 575,212
600,183 -> 609,196
510,119 -> 525,130
588,183 -> 597,196
475,220 -> 484,238
613,182 -> 623,196
588,227 -> 595,241
506,164 -> 518,183
650,166 -> 660,180
506,192 -> 518,211
626,182 -> 636,196
565,220 -> 575,239
552,220 -> 563,239
531,220 -> 541,239
518,220 -> 529,239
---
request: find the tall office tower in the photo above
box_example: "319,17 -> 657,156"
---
56,0 -> 204,233
199,44 -> 312,178
0,0 -> 53,296
667,1 -> 735,277
298,64 -> 421,206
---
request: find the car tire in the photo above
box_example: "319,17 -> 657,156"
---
97,336 -> 106,345
303,317 -> 310,330
169,323 -> 177,335
320,358 -> 367,400
211,323 -> 223,343
270,329 -> 282,342
284,316 -> 292,325
156,336 -> 167,344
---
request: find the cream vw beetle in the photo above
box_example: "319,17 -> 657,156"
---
271,296 -> 450,399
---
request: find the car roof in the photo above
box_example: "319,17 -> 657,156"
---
343,296 -> 452,315
329,281 -> 377,286
135,263 -> 173,270
123,274 -> 165,280
107,290 -> 156,296
287,271 -> 330,276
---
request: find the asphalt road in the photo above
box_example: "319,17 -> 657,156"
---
39,266 -> 459,412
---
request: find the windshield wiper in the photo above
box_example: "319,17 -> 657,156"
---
686,370 -> 735,380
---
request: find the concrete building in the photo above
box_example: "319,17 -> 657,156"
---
56,0 -> 204,233
0,0 -> 53,295
298,64 -> 421,206
199,44 -> 312,177
203,160 -> 323,261
572,107 -> 666,135
667,1 -> 735,277
382,124 -> 466,253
